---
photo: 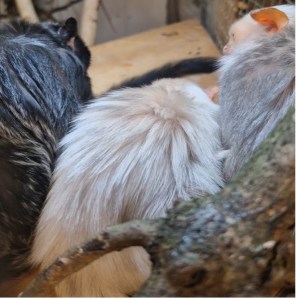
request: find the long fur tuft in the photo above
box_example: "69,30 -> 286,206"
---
219,20 -> 295,180
31,78 -> 226,297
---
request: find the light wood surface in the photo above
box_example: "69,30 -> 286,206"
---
89,19 -> 221,95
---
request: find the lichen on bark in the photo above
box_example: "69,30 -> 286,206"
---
137,107 -> 295,297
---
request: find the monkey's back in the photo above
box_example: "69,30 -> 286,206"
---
0,21 -> 89,282
219,24 -> 295,180
31,78 -> 226,296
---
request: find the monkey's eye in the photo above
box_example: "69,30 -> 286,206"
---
231,33 -> 235,41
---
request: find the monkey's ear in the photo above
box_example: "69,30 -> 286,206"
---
58,17 -> 78,47
63,17 -> 78,38
250,8 -> 289,32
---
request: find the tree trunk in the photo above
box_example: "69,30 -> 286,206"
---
137,107 -> 295,297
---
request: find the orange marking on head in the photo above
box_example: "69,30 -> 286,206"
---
250,7 -> 289,32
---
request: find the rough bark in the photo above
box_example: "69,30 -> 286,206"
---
19,221 -> 156,297
20,108 -> 295,297
137,108 -> 295,297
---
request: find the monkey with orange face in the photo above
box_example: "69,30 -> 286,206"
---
223,5 -> 294,54
206,5 -> 295,102
219,4 -> 295,179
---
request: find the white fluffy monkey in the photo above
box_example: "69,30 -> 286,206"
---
31,78 -> 226,297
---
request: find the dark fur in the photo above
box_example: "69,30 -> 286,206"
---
0,18 -> 92,281
111,57 -> 218,90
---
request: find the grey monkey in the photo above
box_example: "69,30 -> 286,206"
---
219,23 -> 295,180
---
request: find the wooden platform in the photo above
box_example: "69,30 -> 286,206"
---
89,19 -> 221,95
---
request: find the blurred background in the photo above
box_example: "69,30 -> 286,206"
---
0,0 -> 294,49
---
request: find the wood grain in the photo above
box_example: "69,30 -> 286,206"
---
89,19 -> 220,95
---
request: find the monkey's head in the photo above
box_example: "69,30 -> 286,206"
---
42,18 -> 91,71
0,18 -> 93,104
223,6 -> 291,55
41,18 -> 93,101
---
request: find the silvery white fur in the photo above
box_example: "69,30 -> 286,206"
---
31,78 -> 226,297
219,23 -> 295,180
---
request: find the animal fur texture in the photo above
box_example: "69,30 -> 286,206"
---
219,14 -> 295,180
31,5 -> 295,296
31,78 -> 226,297
0,18 -> 91,282
223,4 -> 295,54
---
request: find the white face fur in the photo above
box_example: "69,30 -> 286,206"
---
223,4 -> 295,55
223,14 -> 259,55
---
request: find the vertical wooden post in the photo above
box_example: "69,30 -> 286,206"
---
80,0 -> 101,47
14,0 -> 39,22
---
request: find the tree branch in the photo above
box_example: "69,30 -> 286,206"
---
137,107 -> 295,296
20,220 -> 157,297
79,0 -> 100,46
14,0 -> 39,22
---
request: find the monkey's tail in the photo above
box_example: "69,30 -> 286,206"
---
110,57 -> 219,90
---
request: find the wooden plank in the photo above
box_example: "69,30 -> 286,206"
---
89,19 -> 220,95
